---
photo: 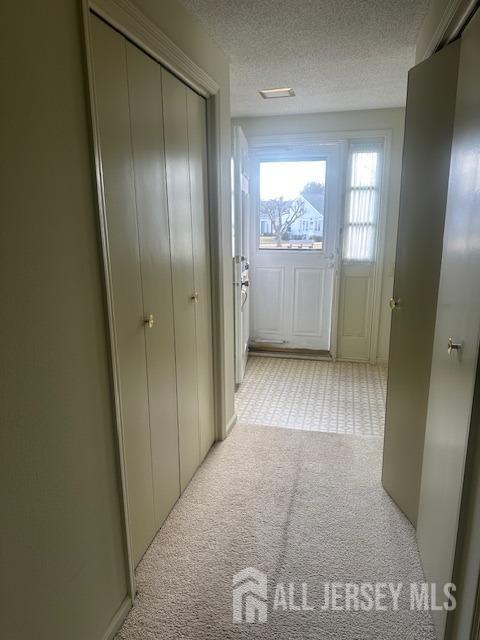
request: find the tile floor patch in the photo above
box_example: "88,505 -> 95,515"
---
235,357 -> 387,436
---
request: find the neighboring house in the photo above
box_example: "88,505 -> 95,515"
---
259,194 -> 324,240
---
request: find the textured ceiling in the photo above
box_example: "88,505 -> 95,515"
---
180,0 -> 430,117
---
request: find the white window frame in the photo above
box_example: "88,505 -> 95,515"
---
256,154 -> 329,252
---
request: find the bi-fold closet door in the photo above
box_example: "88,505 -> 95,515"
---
90,14 -> 215,566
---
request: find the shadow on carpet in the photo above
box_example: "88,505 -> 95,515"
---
117,424 -> 435,640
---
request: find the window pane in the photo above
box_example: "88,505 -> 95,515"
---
350,151 -> 379,187
344,224 -> 376,261
259,160 -> 326,250
348,188 -> 377,224
343,148 -> 381,261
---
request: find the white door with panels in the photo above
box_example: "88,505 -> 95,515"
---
250,146 -> 341,351
233,126 -> 250,383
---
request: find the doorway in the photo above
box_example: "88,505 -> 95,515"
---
249,145 -> 341,354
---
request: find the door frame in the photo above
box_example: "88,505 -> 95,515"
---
81,0 -> 226,619
246,130 -> 391,362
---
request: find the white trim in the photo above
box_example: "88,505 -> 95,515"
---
248,129 -> 391,149
369,131 -> 392,364
424,0 -> 463,59
101,597 -> 132,640
330,140 -> 349,361
90,0 -> 219,96
205,93 -> 230,441
417,0 -> 478,62
420,0 -> 469,61
81,0 -> 227,612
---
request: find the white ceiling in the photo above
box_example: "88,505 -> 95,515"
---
180,0 -> 430,117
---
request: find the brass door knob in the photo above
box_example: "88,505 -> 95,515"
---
389,297 -> 401,310
144,314 -> 154,329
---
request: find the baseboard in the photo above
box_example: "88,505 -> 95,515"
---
225,413 -> 237,437
101,595 -> 132,640
249,350 -> 332,362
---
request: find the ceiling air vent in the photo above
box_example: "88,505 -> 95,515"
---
258,87 -> 295,99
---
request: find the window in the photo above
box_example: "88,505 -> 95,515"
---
343,144 -> 382,261
258,160 -> 326,250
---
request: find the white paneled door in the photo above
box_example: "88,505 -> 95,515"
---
250,146 -> 341,351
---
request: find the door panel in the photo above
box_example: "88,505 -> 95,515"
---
292,268 -> 325,336
337,264 -> 374,360
233,126 -> 250,383
162,69 -> 200,491
125,42 -> 180,530
417,13 -> 480,638
252,267 -> 284,338
186,88 -> 215,459
90,16 -> 154,564
382,41 -> 460,526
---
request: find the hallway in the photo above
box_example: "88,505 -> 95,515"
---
117,357 -> 434,639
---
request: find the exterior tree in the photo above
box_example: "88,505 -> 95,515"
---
260,197 -> 307,246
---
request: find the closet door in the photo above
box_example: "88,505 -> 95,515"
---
90,16 -> 154,564
417,11 -> 480,637
382,41 -> 460,526
162,70 -> 200,490
186,89 -> 215,458
125,43 -> 180,529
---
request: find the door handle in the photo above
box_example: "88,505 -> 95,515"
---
447,337 -> 462,355
144,314 -> 154,329
389,297 -> 401,310
190,291 -> 199,302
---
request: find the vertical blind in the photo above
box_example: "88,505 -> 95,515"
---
343,144 -> 383,261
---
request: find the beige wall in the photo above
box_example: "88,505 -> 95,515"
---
0,0 -> 233,638
0,2 -> 128,638
234,109 -> 405,362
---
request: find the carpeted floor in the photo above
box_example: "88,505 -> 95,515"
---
116,425 -> 435,639
235,357 -> 387,436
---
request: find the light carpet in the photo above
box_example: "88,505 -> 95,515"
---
235,358 -> 387,436
116,425 -> 435,639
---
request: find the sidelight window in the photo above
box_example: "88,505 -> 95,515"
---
343,144 -> 383,261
